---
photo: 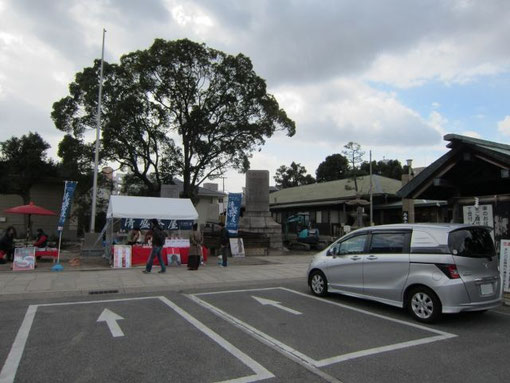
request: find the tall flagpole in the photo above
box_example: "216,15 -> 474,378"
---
90,28 -> 106,233
369,150 -> 373,226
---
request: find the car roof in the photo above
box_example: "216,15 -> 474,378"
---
349,223 -> 489,234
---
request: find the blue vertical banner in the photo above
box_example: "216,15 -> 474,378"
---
226,193 -> 242,235
57,181 -> 78,232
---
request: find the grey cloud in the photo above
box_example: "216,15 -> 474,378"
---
0,95 -> 58,146
10,0 -> 170,65
195,0 -> 510,86
297,116 -> 442,149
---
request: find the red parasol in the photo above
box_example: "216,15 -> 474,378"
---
4,202 -> 57,238
4,202 -> 57,216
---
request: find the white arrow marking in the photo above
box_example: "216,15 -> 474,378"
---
252,296 -> 302,315
97,308 -> 125,337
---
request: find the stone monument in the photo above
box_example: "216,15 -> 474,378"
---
239,170 -> 282,253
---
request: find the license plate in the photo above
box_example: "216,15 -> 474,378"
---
480,283 -> 494,295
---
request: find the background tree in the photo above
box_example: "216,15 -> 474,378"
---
360,159 -> 405,180
52,38 -> 295,201
315,153 -> 349,182
342,142 -> 365,192
0,132 -> 57,204
274,162 -> 315,189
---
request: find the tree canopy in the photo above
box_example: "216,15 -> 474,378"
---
316,153 -> 349,182
360,159 -> 405,180
342,142 -> 365,191
0,132 -> 57,204
274,162 -> 315,189
52,38 -> 295,200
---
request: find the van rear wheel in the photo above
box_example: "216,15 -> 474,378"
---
407,287 -> 441,323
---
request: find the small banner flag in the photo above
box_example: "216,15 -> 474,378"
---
57,181 -> 78,232
226,193 -> 242,235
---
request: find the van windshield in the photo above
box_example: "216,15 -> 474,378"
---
448,228 -> 495,258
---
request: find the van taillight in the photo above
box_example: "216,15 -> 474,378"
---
436,264 -> 461,279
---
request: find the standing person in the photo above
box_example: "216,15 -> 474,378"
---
188,223 -> 203,270
0,226 -> 17,262
126,228 -> 141,245
219,222 -> 229,267
33,228 -> 48,248
143,219 -> 166,274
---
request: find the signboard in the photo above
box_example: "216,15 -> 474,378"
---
463,204 -> 493,227
12,247 -> 36,271
112,245 -> 132,268
230,238 -> 245,258
500,240 -> 510,293
164,238 -> 190,248
226,193 -> 242,235
120,218 -> 193,231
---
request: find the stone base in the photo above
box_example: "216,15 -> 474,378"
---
239,214 -> 282,250
245,248 -> 269,256
81,232 -> 104,257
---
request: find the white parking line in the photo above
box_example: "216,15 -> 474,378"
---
190,287 -> 457,369
0,305 -> 37,383
0,296 -> 273,383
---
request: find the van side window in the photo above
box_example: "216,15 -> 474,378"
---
369,233 -> 406,253
335,234 -> 367,255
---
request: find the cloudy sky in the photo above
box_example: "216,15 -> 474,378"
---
1,0 -> 510,192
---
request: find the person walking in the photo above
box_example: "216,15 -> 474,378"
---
188,223 -> 203,270
143,219 -> 166,274
219,222 -> 229,267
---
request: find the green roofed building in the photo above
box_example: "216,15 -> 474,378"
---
269,174 -> 447,238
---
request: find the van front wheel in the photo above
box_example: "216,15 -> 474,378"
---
309,271 -> 328,297
407,287 -> 441,323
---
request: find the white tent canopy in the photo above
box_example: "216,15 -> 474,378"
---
106,196 -> 198,220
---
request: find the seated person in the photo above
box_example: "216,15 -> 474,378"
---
0,226 -> 17,262
33,228 -> 48,248
143,230 -> 153,245
126,228 -> 142,245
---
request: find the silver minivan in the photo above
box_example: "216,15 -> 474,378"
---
307,223 -> 502,322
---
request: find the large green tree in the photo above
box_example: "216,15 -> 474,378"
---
52,38 -> 295,200
360,159 -> 405,180
0,132 -> 57,204
315,153 -> 349,182
274,162 -> 315,189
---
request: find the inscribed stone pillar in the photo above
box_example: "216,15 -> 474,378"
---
239,170 -> 282,252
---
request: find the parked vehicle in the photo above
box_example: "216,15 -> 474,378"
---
307,223 -> 502,323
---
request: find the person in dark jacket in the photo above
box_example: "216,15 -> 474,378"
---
33,228 -> 48,248
219,222 -> 229,267
143,219 -> 167,274
0,226 -> 17,262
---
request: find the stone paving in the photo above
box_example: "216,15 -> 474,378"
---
0,252 -> 314,300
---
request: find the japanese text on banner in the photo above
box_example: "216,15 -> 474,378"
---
226,193 -> 242,235
500,240 -> 510,293
57,181 -> 78,232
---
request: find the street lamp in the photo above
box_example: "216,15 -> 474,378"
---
406,159 -> 413,176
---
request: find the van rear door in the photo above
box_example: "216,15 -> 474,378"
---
448,227 -> 501,303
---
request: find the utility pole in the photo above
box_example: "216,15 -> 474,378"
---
90,28 -> 106,233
